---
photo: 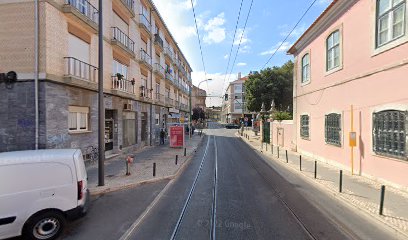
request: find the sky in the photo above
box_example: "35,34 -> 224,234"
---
152,0 -> 333,106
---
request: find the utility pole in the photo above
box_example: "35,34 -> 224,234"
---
98,0 -> 105,186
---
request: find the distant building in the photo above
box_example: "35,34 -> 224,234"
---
287,0 -> 408,187
191,85 -> 207,111
221,73 -> 252,124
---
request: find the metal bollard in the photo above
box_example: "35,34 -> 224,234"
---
299,155 -> 302,171
153,163 -> 156,177
277,147 -> 280,158
285,150 -> 288,163
125,155 -> 134,176
271,144 -> 273,154
314,161 -> 317,179
184,148 -> 187,156
175,155 -> 178,165
379,185 -> 386,215
266,144 -> 268,151
339,170 -> 343,192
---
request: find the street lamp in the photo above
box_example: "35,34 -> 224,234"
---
189,78 -> 212,138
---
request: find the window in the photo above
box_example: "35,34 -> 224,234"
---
300,115 -> 310,139
112,60 -> 128,78
373,110 -> 407,159
325,113 -> 341,146
377,0 -> 406,47
68,106 -> 89,132
326,30 -> 341,71
123,112 -> 137,147
234,84 -> 242,93
301,53 -> 310,83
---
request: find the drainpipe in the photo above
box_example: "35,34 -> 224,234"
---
149,9 -> 154,146
34,0 -> 39,150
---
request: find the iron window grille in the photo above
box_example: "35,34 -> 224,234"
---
373,110 -> 407,159
300,115 -> 310,139
325,113 -> 341,146
376,0 -> 406,47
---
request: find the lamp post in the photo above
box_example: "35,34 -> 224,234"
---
190,78 -> 212,138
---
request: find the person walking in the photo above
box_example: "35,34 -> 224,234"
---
160,128 -> 165,145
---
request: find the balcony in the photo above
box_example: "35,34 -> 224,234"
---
111,75 -> 135,94
155,93 -> 165,105
164,47 -> 174,62
63,57 -> 98,88
153,63 -> 165,78
63,0 -> 99,33
139,49 -> 152,69
139,14 -> 151,36
154,34 -> 164,51
165,72 -> 174,83
165,97 -> 174,107
139,85 -> 152,101
112,0 -> 135,17
111,27 -> 135,58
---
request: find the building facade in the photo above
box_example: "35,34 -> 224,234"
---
0,0 -> 192,156
221,73 -> 251,124
288,0 -> 408,187
191,85 -> 206,110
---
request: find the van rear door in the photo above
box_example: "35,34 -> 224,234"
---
72,150 -> 88,207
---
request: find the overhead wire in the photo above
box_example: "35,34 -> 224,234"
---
261,0 -> 318,69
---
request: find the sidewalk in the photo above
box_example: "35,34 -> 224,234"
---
240,130 -> 408,237
86,134 -> 205,195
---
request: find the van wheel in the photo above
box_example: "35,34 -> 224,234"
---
23,211 -> 66,240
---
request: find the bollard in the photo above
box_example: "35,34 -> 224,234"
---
314,161 -> 317,179
271,144 -> 274,154
175,155 -> 178,165
277,147 -> 280,158
184,148 -> 187,156
299,155 -> 302,171
266,144 -> 268,151
379,185 -> 385,215
339,170 -> 343,193
285,150 -> 288,163
153,163 -> 156,177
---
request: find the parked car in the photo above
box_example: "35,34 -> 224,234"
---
225,124 -> 240,129
0,149 -> 89,240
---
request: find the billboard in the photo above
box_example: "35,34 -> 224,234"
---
170,126 -> 184,148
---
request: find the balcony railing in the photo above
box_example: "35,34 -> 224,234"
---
140,49 -> 152,67
112,27 -> 135,53
111,75 -> 135,94
121,0 -> 134,13
65,0 -> 99,24
154,63 -> 165,76
64,57 -> 97,82
165,72 -> 174,82
139,14 -> 151,32
175,100 -> 180,108
154,34 -> 164,49
155,93 -> 165,103
164,47 -> 174,60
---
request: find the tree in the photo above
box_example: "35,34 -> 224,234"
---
192,107 -> 205,121
244,61 -> 293,114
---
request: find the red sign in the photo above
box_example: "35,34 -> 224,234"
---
170,126 -> 184,148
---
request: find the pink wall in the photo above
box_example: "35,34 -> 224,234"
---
292,0 -> 408,188
270,121 -> 293,150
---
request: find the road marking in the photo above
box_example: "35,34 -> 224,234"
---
170,136 -> 211,240
211,136 -> 218,240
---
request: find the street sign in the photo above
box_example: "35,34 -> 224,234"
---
170,126 -> 184,148
180,116 -> 185,123
244,117 -> 248,122
349,132 -> 357,147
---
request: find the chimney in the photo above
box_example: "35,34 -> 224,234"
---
238,72 -> 241,80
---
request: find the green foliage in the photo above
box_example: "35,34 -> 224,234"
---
272,111 -> 292,121
244,61 -> 293,113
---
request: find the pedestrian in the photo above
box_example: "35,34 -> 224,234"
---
160,128 -> 165,145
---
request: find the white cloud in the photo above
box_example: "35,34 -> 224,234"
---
279,24 -> 307,39
318,0 -> 332,5
234,28 -> 250,46
202,12 -> 226,44
237,62 -> 247,67
223,54 -> 229,59
180,0 -> 197,9
260,42 -> 292,56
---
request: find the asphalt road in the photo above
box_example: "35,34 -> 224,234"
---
124,122 -> 398,240
54,122 -> 399,240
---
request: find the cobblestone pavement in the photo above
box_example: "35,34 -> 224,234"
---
240,129 -> 408,238
86,134 -> 205,195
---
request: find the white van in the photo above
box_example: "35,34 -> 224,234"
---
0,149 -> 89,240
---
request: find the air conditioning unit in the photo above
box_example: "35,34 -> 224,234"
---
123,103 -> 133,111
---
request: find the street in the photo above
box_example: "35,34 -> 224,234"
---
58,122 -> 398,240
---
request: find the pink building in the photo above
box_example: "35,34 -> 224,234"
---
287,0 -> 408,188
